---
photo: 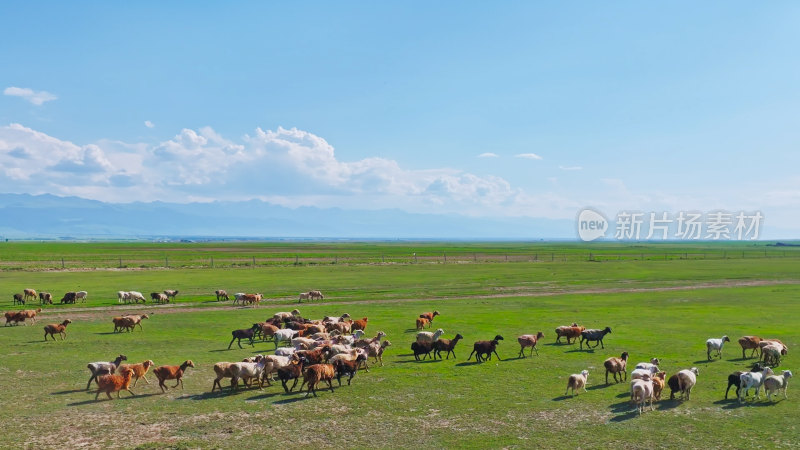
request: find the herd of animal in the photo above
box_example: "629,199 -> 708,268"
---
2,288 -> 793,412
12,288 -> 87,305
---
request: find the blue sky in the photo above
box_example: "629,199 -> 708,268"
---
2,2 -> 800,235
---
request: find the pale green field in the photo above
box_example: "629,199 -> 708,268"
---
1,242 -> 798,449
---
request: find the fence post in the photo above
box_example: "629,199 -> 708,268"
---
444,252 -> 447,263
505,254 -> 508,262
211,256 -> 214,268
165,256 -> 169,268
119,257 -> 122,268
61,257 -> 65,269
253,256 -> 256,268
295,255 -> 299,265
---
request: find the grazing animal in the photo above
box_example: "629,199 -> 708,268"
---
739,367 -> 774,403
555,323 -> 583,344
150,292 -> 169,303
762,343 -> 788,367
677,367 -> 700,400
467,335 -> 504,362
631,374 -> 654,415
738,336 -> 762,359
215,289 -> 229,301
517,332 -> 545,357
228,324 -> 260,349
419,311 -> 440,323
353,331 -> 387,349
38,292 -> 52,304
667,374 -> 681,400
309,290 -> 324,301
211,362 -> 236,392
163,289 -> 179,300
434,334 -> 464,360
604,351 -> 629,384
112,316 -> 136,333
117,291 -> 130,304
118,360 -> 155,387
351,317 -> 368,332
631,366 -> 660,381
274,329 -> 299,349
86,355 -> 128,389
411,341 -> 434,360
153,360 -> 195,393
652,371 -> 667,401
13,293 -> 24,305
764,370 -> 793,401
334,354 -> 367,386
43,319 -> 72,340
565,370 -> 589,396
230,358 -> 269,390
579,327 -> 612,350
122,314 -> 149,331
416,317 -> 431,330
276,358 -> 306,393
299,292 -> 311,302
303,363 -> 336,397
11,308 -> 42,325
725,362 -> 766,400
706,335 -> 731,360
367,340 -> 392,366
416,328 -> 445,344
95,368 -> 135,400
23,288 -> 37,302
60,292 -> 77,304
75,291 -> 87,303
634,358 -> 661,371
128,291 -> 146,303
273,309 -> 301,321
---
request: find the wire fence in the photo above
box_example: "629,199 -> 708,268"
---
1,248 -> 798,270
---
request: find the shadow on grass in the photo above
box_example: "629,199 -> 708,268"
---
565,348 -> 594,353
657,400 -> 682,411
246,391 -> 284,401
51,388 -> 87,395
608,399 -> 635,414
455,361 -> 482,367
692,360 -> 715,364
273,396 -> 311,405
551,395 -> 574,401
94,332 -> 123,335
67,392 -> 156,406
609,410 -> 639,422
587,383 -> 616,391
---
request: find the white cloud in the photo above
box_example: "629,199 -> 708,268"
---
3,87 -> 58,105
559,165 -> 582,171
144,120 -> 155,128
478,152 -> 499,158
515,153 -> 542,160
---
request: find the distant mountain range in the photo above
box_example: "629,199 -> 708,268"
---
0,193 -> 574,240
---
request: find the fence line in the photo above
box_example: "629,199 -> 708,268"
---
0,249 -> 798,270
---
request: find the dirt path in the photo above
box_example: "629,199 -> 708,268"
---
22,278 -> 799,322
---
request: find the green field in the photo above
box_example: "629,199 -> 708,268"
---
1,242 -> 798,449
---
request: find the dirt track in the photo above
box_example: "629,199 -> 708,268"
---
20,278 -> 799,322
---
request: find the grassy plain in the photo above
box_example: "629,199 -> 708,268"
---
1,242 -> 798,448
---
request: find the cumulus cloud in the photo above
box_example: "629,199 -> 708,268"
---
144,120 -> 155,128
3,87 -> 58,105
515,153 -> 542,160
0,124 -> 578,218
478,152 -> 499,158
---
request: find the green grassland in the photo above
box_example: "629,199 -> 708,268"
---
1,242 -> 799,448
